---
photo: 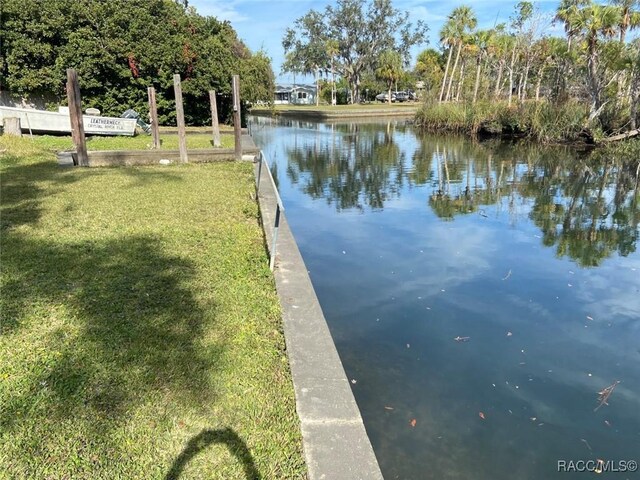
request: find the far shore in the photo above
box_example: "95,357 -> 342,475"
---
250,102 -> 420,120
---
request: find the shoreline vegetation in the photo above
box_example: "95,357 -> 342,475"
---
415,100 -> 594,144
250,102 -> 420,120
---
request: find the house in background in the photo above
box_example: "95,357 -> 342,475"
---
274,85 -> 317,105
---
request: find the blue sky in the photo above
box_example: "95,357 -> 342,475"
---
189,0 -> 565,83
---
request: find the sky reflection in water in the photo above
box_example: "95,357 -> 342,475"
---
250,116 -> 640,480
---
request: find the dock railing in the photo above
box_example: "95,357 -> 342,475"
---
255,150 -> 284,271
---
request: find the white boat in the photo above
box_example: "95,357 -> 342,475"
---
0,105 -> 137,136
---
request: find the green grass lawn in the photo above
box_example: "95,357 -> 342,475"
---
0,135 -> 306,479
17,132 -> 235,152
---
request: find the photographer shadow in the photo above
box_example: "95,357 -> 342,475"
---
165,428 -> 260,480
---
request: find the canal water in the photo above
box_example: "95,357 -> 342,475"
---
250,116 -> 640,480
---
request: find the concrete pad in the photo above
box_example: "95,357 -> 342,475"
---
301,422 -> 384,480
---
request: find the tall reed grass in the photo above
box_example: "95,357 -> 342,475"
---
415,100 -> 590,143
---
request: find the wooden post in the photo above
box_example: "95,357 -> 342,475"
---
209,90 -> 221,147
66,68 -> 88,166
232,75 -> 242,161
173,74 -> 188,163
147,86 -> 161,149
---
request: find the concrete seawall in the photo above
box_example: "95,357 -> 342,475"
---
254,153 -> 383,480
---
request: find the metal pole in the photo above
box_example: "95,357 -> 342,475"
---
270,205 -> 281,271
256,151 -> 263,193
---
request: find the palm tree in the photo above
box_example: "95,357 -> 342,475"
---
326,40 -> 340,105
444,6 -> 477,102
612,0 -> 640,43
555,0 -> 591,51
438,21 -> 457,102
471,29 -> 494,103
376,50 -> 403,104
491,31 -> 512,99
572,3 -> 622,118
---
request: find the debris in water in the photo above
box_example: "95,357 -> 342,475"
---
568,283 -> 573,287
586,316 -> 594,321
581,439 -> 593,451
454,336 -> 470,342
406,344 -> 410,349
351,379 -> 357,384
604,420 -> 611,427
479,412 -> 486,420
594,381 -> 621,412
507,331 -> 513,337
409,418 -> 417,427
502,269 -> 512,281
384,406 -> 394,411
530,417 -> 537,421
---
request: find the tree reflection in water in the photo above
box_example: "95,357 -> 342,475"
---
279,119 -> 639,267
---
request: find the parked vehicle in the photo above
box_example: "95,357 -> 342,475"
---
394,91 -> 409,102
376,92 -> 396,102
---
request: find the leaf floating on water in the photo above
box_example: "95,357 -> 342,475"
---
479,412 -> 486,420
595,380 -> 621,412
454,336 -> 470,342
409,418 -> 417,427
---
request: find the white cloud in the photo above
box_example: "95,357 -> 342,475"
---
190,1 -> 248,22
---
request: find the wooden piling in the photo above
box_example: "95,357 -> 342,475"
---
232,75 -> 242,161
147,86 -> 161,149
173,74 -> 188,163
209,90 -> 221,147
66,68 -> 88,166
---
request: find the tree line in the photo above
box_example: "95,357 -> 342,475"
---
283,0 -> 640,135
0,0 -> 275,125
423,0 -> 640,132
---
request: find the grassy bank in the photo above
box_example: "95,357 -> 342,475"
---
251,102 -> 420,119
415,100 -> 591,144
0,136 -> 306,479
12,132 -> 235,152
